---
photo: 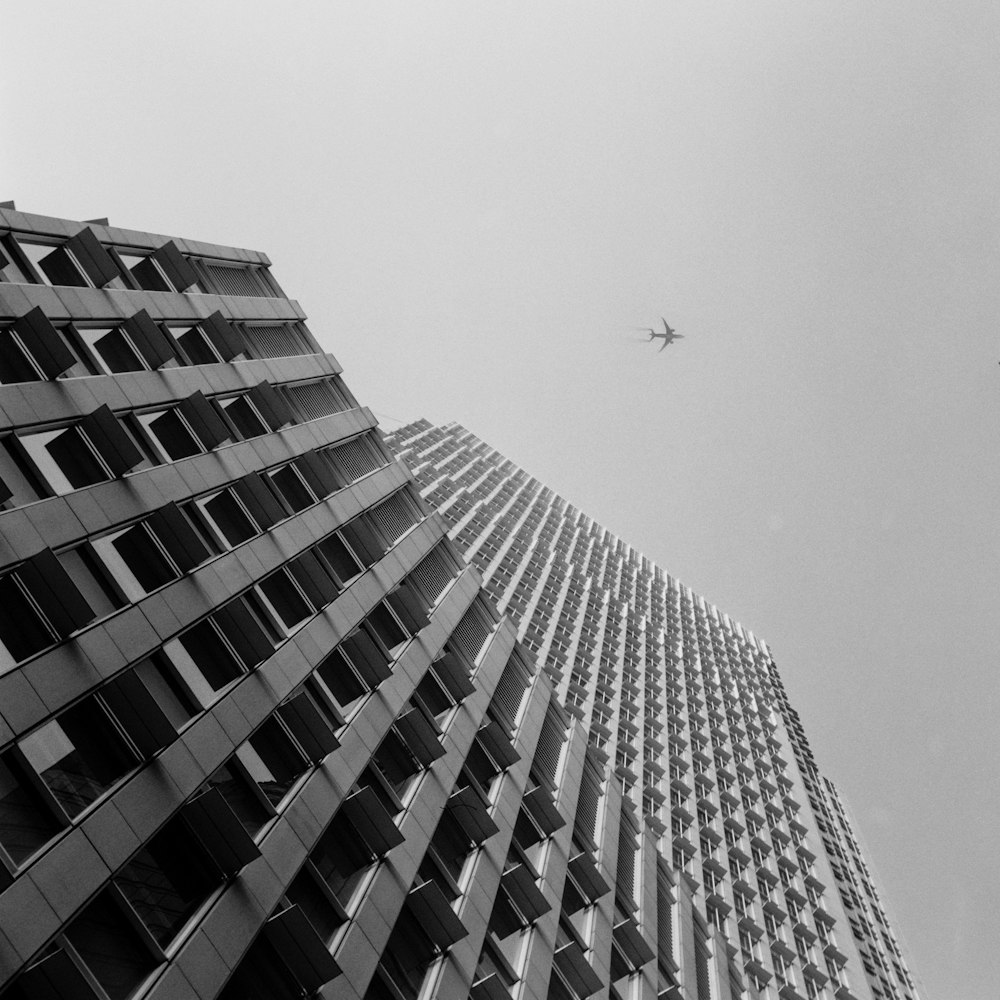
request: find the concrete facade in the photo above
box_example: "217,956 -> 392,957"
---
385,420 -> 924,1000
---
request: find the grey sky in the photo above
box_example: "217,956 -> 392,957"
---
4,3 -> 998,996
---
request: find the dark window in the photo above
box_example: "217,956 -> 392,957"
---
132,655 -> 199,730
110,523 -> 176,591
285,866 -> 345,945
19,697 -> 138,818
147,408 -> 201,460
115,817 -> 221,946
310,811 -> 375,907
178,620 -> 245,692
315,647 -> 367,710
367,603 -> 407,652
203,760 -> 272,837
0,331 -> 41,382
269,464 -> 314,513
316,533 -> 363,586
223,395 -> 268,439
239,718 -> 309,807
45,426 -> 108,488
176,325 -> 219,365
203,489 -> 258,546
0,572 -> 54,663
258,570 -> 312,630
90,327 -> 145,373
63,891 -> 157,1000
0,749 -> 62,864
58,544 -> 125,618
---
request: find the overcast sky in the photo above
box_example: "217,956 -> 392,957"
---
4,3 -> 998,997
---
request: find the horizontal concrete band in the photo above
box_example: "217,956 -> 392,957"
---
0,208 -> 272,267
0,352 -> 342,433
0,406 -> 377,570
0,282 -> 304,325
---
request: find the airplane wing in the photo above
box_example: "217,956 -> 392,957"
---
661,318 -> 674,335
658,339 -> 669,352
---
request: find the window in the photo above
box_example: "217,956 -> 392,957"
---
98,521 -> 177,596
19,695 -> 139,818
367,602 -> 408,653
63,890 -> 158,1000
0,748 -> 64,865
237,718 -> 310,807
310,810 -> 378,910
0,548 -> 95,669
0,308 -> 77,383
315,533 -> 363,586
269,463 -> 314,513
24,425 -> 110,492
115,816 -> 221,946
200,488 -> 259,546
79,326 -> 147,374
176,324 -> 221,365
222,394 -> 269,439
140,407 -> 202,461
256,569 -> 313,632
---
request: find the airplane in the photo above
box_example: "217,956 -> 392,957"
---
635,318 -> 685,352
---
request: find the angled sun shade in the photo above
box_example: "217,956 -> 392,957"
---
262,906 -> 341,991
183,787 -> 260,877
447,785 -> 500,845
340,628 -> 392,686
340,785 -> 404,857
78,404 -> 143,477
246,381 -> 293,431
294,449 -> 340,499
121,309 -> 176,369
146,502 -> 210,573
287,550 -> 340,610
200,310 -> 243,362
339,516 -> 385,567
101,669 -> 177,756
385,582 -> 430,634
39,228 -> 120,288
177,390 -> 231,450
212,598 -> 274,669
395,704 -> 445,767
233,471 -> 287,530
406,880 -> 469,949
9,307 -> 75,378
132,240 -> 199,292
17,548 -> 95,639
151,240 -> 199,291
278,692 -> 340,763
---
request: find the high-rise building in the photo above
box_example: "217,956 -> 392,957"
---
0,204 -> 919,1000
385,420 -> 923,1000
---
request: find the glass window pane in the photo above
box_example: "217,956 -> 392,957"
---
63,891 -> 157,1000
223,397 -> 268,439
145,410 -> 201,461
0,573 -> 53,665
0,751 -> 61,863
269,465 -> 313,513
203,490 -> 257,546
204,761 -> 272,837
45,427 -> 107,489
257,572 -> 311,630
110,524 -> 176,593
176,327 -> 218,366
115,821 -> 219,946
20,700 -> 137,817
